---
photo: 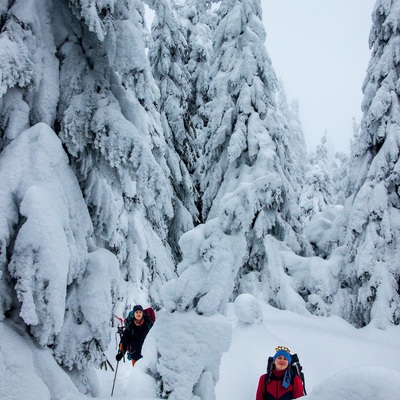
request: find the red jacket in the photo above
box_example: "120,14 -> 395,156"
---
256,369 -> 304,400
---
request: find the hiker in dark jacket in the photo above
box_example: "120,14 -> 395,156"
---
116,305 -> 153,366
256,346 -> 304,400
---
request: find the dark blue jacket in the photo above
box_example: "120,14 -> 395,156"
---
121,315 -> 153,361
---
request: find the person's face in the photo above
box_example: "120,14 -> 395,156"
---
274,356 -> 289,371
134,310 -> 143,320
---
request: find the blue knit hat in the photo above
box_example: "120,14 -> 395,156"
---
133,305 -> 143,312
273,347 -> 292,364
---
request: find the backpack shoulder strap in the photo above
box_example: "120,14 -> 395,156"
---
290,353 -> 307,395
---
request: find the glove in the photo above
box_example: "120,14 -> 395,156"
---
116,352 -> 123,362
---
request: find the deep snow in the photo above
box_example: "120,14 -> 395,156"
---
1,294 -> 400,400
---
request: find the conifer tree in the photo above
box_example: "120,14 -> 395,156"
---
157,2 -> 312,397
57,0 -> 177,303
330,150 -> 350,206
197,0 -> 309,259
274,82 -> 309,249
275,85 -> 307,192
176,0 -> 217,222
199,0 -> 275,220
300,133 -> 333,224
160,1 -> 311,392
337,0 -> 400,327
147,0 -> 198,224
0,0 -> 136,379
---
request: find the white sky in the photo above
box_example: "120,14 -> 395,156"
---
262,0 -> 376,154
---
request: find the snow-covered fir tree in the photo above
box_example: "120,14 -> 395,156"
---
56,0 -> 179,305
0,0 -> 181,385
155,1 -> 311,397
147,0 -> 199,227
273,82 -> 310,254
330,150 -> 350,206
197,0 -> 310,305
177,0 -> 217,141
275,85 -> 307,192
333,0 -> 400,328
176,0 -> 218,223
0,122 -> 122,392
300,133 -> 334,224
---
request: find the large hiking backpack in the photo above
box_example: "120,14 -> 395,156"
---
125,307 -> 156,326
265,353 -> 306,395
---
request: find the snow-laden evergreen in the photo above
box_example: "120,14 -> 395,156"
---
0,0 -> 59,145
273,82 -> 311,255
0,123 -> 120,390
147,0 -> 199,228
330,0 -> 400,328
0,124 -> 91,341
199,0 -> 276,219
275,84 -> 308,193
330,150 -> 350,206
0,0 -> 175,379
153,1 -> 311,397
300,134 -> 334,224
55,0 -> 178,303
177,0 -> 218,224
178,0 -> 217,142
193,0 -> 310,307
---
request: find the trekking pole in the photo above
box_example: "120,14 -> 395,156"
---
111,360 -> 119,396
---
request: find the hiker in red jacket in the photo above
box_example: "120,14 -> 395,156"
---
256,346 -> 304,400
116,305 -> 153,367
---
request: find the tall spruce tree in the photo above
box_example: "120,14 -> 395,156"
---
273,82 -> 310,253
157,2 -> 311,397
147,0 -> 198,223
56,0 -> 178,304
176,0 -> 218,223
275,83 -> 307,193
337,0 -> 400,328
300,133 -> 334,224
145,0 -> 203,263
330,150 -> 350,206
199,0 -> 274,221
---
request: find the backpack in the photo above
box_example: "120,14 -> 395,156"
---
125,307 -> 156,326
265,353 -> 306,395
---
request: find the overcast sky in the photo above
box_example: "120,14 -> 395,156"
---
262,0 -> 376,154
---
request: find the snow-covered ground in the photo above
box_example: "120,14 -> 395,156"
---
2,295 -> 400,399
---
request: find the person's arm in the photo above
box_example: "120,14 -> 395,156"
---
120,326 -> 133,353
255,375 -> 265,400
292,375 -> 305,399
116,327 -> 131,361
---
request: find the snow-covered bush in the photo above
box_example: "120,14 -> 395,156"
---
234,293 -> 263,324
304,205 -> 343,258
145,310 -> 231,400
